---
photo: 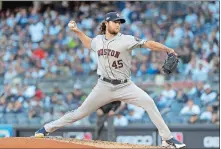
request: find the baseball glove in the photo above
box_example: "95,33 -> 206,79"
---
162,53 -> 179,74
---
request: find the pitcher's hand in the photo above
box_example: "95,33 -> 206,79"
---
68,20 -> 79,32
108,110 -> 115,116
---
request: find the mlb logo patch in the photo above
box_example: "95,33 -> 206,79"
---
172,132 -> 183,142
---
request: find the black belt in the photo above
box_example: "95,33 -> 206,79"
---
98,75 -> 128,85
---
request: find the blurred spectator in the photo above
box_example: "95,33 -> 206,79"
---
0,94 -> 7,113
200,105 -> 213,122
34,87 -> 44,101
188,81 -> 205,98
161,83 -> 176,100
121,2 -> 132,24
53,85 -> 64,96
147,63 -> 160,75
136,63 -> 148,77
82,56 -> 96,75
49,21 -> 61,36
50,94 -> 67,119
176,89 -> 188,103
192,63 -> 210,81
180,99 -> 201,124
28,100 -> 43,119
65,92 -> 80,110
209,56 -> 219,74
200,84 -> 217,105
126,104 -> 145,122
184,53 -> 197,76
15,89 -> 26,102
32,47 -> 47,60
23,84 -> 36,98
180,99 -> 200,116
165,27 -> 180,49
71,84 -> 87,103
211,93 -> 219,112
4,67 -> 17,82
114,113 -> 128,126
212,110 -> 219,126
14,100 -> 23,113
185,7 -> 198,26
5,102 -> 14,113
156,94 -> 167,110
29,19 -> 44,43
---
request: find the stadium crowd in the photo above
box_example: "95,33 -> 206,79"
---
0,1 -> 219,126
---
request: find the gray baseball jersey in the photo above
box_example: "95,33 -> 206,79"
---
43,32 -> 173,141
91,33 -> 146,80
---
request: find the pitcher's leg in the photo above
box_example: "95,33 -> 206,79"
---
116,82 -> 172,140
126,94 -> 172,140
44,84 -> 112,133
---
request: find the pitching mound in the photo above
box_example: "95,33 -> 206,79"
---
0,137 -> 160,148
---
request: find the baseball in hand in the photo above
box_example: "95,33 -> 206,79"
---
68,21 -> 77,29
68,22 -> 75,28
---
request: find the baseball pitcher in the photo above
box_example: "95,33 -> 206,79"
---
35,12 -> 186,149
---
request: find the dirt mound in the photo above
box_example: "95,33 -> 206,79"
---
0,137 -> 159,148
0,137 -> 94,148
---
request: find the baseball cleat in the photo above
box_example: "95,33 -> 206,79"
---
35,127 -> 49,138
162,137 -> 186,148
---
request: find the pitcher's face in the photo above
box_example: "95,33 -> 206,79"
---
106,20 -> 121,35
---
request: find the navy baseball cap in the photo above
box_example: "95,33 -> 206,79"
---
105,12 -> 126,24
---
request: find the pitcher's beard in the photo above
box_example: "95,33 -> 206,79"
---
108,28 -> 119,35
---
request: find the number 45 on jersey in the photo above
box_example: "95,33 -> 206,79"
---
112,60 -> 123,69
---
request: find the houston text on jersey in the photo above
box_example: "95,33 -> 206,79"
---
97,49 -> 120,58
